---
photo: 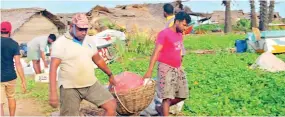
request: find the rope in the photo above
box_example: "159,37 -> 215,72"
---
113,86 -> 135,114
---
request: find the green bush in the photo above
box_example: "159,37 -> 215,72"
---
271,20 -> 283,24
184,33 -> 245,50
267,20 -> 285,31
100,18 -> 126,32
233,19 -> 251,32
195,19 -> 252,32
126,32 -> 154,55
109,31 -> 155,72
194,24 -> 224,32
268,26 -> 281,30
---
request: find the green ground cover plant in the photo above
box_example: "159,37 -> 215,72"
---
16,33 -> 285,115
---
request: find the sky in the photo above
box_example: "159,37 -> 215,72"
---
1,0 -> 285,17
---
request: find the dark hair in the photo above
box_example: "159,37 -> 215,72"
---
174,11 -> 191,24
163,3 -> 174,15
48,34 -> 56,41
184,12 -> 191,24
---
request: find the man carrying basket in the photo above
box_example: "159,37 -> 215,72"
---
144,11 -> 190,116
48,13 -> 117,116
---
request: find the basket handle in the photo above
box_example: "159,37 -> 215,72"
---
113,79 -> 155,114
113,86 -> 135,114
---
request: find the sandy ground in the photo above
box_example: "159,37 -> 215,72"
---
3,99 -> 101,116
3,99 -> 45,116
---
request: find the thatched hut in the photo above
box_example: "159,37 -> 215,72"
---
211,10 -> 246,24
1,8 -> 65,43
211,10 -> 282,24
85,2 -> 212,34
57,13 -> 82,27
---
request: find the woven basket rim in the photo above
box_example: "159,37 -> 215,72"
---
110,79 -> 156,95
111,79 -> 156,114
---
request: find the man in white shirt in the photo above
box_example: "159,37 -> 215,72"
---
48,13 -> 117,116
27,34 -> 56,74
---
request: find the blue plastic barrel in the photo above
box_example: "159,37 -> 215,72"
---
235,40 -> 247,53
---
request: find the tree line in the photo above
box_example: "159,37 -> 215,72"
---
222,0 -> 277,33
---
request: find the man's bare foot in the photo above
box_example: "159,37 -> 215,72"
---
155,105 -> 163,116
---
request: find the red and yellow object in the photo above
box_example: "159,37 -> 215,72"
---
183,26 -> 193,35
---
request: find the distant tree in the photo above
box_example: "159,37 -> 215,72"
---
250,0 -> 257,28
259,0 -> 268,31
222,0 -> 232,33
268,0 -> 275,23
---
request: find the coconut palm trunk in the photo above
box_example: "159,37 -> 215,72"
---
259,0 -> 268,31
223,0 -> 232,33
250,0 -> 257,28
268,0 -> 275,23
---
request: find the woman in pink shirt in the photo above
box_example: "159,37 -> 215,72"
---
144,11 -> 191,116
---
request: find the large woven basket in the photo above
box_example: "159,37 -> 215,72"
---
111,79 -> 156,115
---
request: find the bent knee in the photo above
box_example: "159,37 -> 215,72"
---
103,99 -> 117,113
108,99 -> 117,110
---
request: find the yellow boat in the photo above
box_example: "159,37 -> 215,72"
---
272,45 -> 285,53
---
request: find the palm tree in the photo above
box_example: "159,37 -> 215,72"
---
259,0 -> 268,31
268,0 -> 275,23
250,0 -> 257,28
222,0 -> 232,33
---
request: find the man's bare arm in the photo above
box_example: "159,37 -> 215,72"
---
14,55 -> 26,84
40,50 -> 48,67
49,58 -> 61,96
148,45 -> 163,72
143,44 -> 163,78
92,53 -> 112,76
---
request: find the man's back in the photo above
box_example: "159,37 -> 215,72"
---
1,37 -> 20,82
27,35 -> 48,50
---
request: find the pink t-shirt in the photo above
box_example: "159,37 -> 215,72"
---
156,28 -> 183,68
